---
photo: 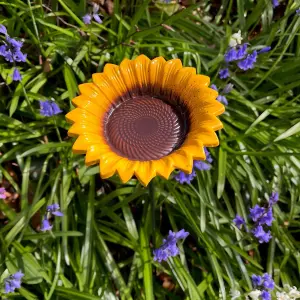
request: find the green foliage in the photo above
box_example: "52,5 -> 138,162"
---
1,0 -> 300,299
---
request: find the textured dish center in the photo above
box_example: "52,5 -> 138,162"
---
104,96 -> 187,161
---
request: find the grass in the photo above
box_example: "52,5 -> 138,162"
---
1,0 -> 300,299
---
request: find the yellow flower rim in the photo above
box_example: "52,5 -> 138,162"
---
66,55 -> 224,186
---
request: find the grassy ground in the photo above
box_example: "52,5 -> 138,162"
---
1,0 -> 300,299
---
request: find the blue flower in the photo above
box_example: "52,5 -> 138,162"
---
237,50 -> 257,70
219,68 -> 229,79
297,9 -> 300,16
262,273 -> 275,290
258,209 -> 273,226
233,214 -> 245,229
222,83 -> 234,94
236,43 -> 248,60
47,203 -> 64,217
217,95 -> 228,105
210,84 -> 218,91
4,271 -> 24,294
0,24 -> 7,35
272,0 -> 279,8
249,205 -> 265,222
261,290 -> 271,300
252,225 -> 272,243
174,170 -> 196,184
251,274 -> 263,287
153,229 -> 189,262
12,68 -> 22,81
258,46 -> 271,54
83,14 -> 92,24
39,100 -> 62,117
0,187 -> 6,199
224,48 -> 238,62
40,217 -> 53,231
269,192 -> 278,206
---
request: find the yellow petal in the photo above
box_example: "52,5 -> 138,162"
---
99,152 -> 123,179
180,138 -> 205,160
119,59 -> 139,97
133,55 -> 151,94
189,128 -> 220,147
85,144 -> 110,166
149,57 -> 166,95
186,74 -> 210,88
169,150 -> 193,173
190,114 -> 223,132
152,157 -> 174,180
72,134 -> 104,154
68,122 -> 102,137
162,59 -> 182,92
66,108 -> 101,126
116,159 -> 138,183
135,161 -> 156,186
72,95 -> 110,116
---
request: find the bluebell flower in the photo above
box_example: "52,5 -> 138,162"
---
204,147 -> 213,163
261,290 -> 271,300
224,48 -> 238,63
12,68 -> 22,81
219,68 -> 229,79
252,225 -> 272,243
297,9 -> 300,16
47,203 -> 64,217
217,95 -> 228,105
252,274 -> 263,287
193,160 -> 211,171
222,83 -> 234,94
40,217 -> 53,231
237,51 -> 257,70
0,24 -> 7,35
272,0 -> 279,8
249,205 -> 265,222
258,208 -> 273,226
262,273 -> 275,290
269,192 -> 278,206
4,271 -> 24,294
258,46 -> 271,54
39,100 -> 62,117
236,43 -> 248,60
83,14 -> 92,24
210,84 -> 218,91
0,187 -> 6,199
233,214 -> 245,229
174,170 -> 196,184
153,229 -> 189,262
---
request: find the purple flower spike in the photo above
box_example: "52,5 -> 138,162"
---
40,217 -> 53,231
174,170 -> 196,184
222,83 -> 234,94
261,290 -> 271,300
224,48 -> 238,62
251,274 -> 263,287
258,46 -> 271,54
272,0 -> 279,8
297,9 -> 300,16
269,192 -> 279,206
83,14 -> 92,24
6,36 -> 23,49
193,160 -> 211,171
4,271 -> 24,294
237,51 -> 257,70
93,14 -> 102,24
262,273 -> 275,290
153,229 -> 189,262
39,100 -> 62,117
217,95 -> 228,105
236,43 -> 248,60
210,84 -> 218,91
249,205 -> 265,222
258,208 -> 273,226
0,24 -> 7,35
0,187 -> 6,199
219,68 -> 229,79
233,214 -> 245,229
47,203 -> 64,217
204,148 -> 213,163
12,68 -> 22,81
252,225 -> 272,243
